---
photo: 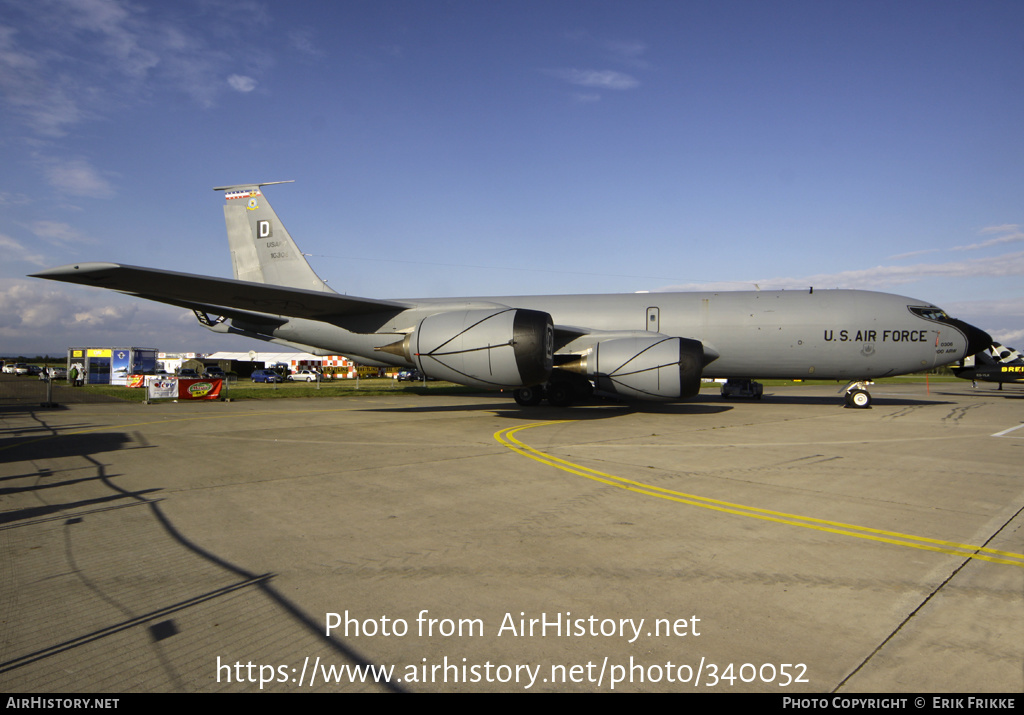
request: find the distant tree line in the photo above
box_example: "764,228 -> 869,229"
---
2,355 -> 64,363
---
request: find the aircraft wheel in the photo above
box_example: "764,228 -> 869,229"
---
846,389 -> 871,409
546,382 -> 573,407
513,386 -> 544,406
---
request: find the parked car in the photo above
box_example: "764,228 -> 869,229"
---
396,369 -> 423,382
204,365 -> 225,378
177,368 -> 200,378
251,369 -> 283,383
39,367 -> 67,380
287,369 -> 320,382
13,363 -> 34,376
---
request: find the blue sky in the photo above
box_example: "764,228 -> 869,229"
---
2,0 -> 1022,355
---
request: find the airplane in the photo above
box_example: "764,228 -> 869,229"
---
31,181 -> 992,409
952,342 -> 1024,389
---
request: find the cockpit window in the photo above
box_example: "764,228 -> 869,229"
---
909,306 -> 949,321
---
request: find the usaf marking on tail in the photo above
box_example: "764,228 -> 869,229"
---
31,181 -> 992,408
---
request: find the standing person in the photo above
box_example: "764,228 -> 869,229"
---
68,365 -> 79,387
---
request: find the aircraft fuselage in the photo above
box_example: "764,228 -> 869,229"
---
256,288 -> 978,381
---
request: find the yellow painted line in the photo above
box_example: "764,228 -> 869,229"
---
494,422 -> 1024,568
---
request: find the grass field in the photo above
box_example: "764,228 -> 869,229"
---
70,377 -> 480,402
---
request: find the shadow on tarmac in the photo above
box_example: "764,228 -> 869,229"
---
757,394 -> 955,407
363,390 -> 951,415
0,431 -> 138,464
0,410 -> 406,692
934,388 -> 1024,400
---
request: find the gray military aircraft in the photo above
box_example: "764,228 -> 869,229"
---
31,181 -> 992,408
952,343 -> 1024,389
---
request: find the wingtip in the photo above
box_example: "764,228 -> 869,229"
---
29,262 -> 123,279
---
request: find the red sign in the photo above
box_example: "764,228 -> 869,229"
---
177,378 -> 223,400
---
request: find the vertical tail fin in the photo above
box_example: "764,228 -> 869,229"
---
213,181 -> 334,293
992,342 -> 1023,364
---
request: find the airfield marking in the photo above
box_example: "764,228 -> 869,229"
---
992,423 -> 1024,438
494,421 -> 1024,569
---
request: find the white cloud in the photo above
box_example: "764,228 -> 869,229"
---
0,234 -> 47,266
604,40 -> 649,68
0,0 -> 159,136
0,279 -> 230,354
227,74 -> 257,92
62,0 -> 132,33
990,328 -> 1024,346
943,298 -> 1024,319
938,298 -> 1024,347
657,251 -> 1024,292
0,1 -> 269,138
0,191 -> 32,206
547,68 -> 640,90
30,220 -> 90,245
887,248 -> 940,260
61,0 -> 160,79
952,225 -> 1024,252
792,252 -> 1024,289
891,226 -> 1024,260
288,28 -> 321,57
0,21 -> 85,137
71,303 -> 136,329
564,31 -> 651,69
979,224 -> 1020,235
0,280 -> 77,331
43,158 -> 115,198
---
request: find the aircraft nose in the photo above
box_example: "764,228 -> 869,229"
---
948,319 -> 992,357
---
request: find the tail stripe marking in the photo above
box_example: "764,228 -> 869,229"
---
224,189 -> 262,200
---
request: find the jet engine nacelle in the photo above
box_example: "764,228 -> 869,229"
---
385,308 -> 553,388
565,335 -> 705,401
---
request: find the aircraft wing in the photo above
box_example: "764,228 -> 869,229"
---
550,324 -> 597,352
30,262 -> 412,327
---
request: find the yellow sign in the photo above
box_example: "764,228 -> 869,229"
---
87,349 -> 111,358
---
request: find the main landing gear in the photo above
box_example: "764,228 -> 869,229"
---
720,378 -> 763,400
842,380 -> 874,409
512,384 -> 544,406
513,374 -> 594,407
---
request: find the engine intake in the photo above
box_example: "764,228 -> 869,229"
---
563,336 -> 705,401
382,308 -> 553,388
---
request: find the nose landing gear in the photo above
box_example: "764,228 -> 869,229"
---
842,381 -> 874,408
